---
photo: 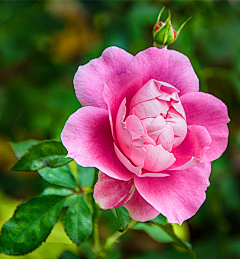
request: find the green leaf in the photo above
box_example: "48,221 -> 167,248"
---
0,195 -> 66,255
151,214 -> 168,225
149,222 -> 196,259
10,140 -> 72,171
11,140 -> 39,159
113,207 -> 130,231
63,194 -> 92,246
77,165 -> 95,188
133,222 -> 172,243
41,187 -> 73,196
38,165 -> 78,189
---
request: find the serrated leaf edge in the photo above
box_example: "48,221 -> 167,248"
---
63,194 -> 92,246
0,195 -> 67,255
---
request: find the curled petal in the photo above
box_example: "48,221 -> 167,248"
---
157,124 -> 174,152
130,79 -> 178,109
181,92 -> 230,162
130,98 -> 170,120
114,143 -> 142,176
142,115 -> 166,143
143,144 -> 176,172
116,100 -> 146,167
165,108 -> 187,148
116,99 -> 132,158
103,73 -> 142,140
94,172 -> 134,209
170,125 -> 212,170
124,188 -> 159,221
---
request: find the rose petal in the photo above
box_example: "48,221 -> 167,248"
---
143,144 -> 176,172
94,172 -> 135,209
116,100 -> 146,167
114,143 -> 142,176
74,46 -> 133,109
142,115 -> 166,143
126,115 -> 145,139
134,163 -> 209,224
116,99 -> 132,158
103,73 -> 142,140
181,92 -> 230,162
127,47 -> 199,96
124,188 -> 159,221
165,108 -> 187,148
157,124 -> 174,152
126,115 -> 146,167
130,99 -> 170,120
199,163 -> 211,187
170,125 -> 212,170
61,107 -> 132,181
129,79 -> 178,109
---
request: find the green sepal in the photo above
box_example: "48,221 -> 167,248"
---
63,194 -> 92,246
153,7 -> 191,47
0,195 -> 66,255
153,10 -> 174,46
174,16 -> 192,42
152,6 -> 165,35
10,140 -> 72,171
38,164 -> 78,189
113,207 -> 130,231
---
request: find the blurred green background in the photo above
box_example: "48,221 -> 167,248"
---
0,0 -> 240,258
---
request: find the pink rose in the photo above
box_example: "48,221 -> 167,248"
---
61,47 -> 229,224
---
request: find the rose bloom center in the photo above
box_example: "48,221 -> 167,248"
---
115,79 -> 187,174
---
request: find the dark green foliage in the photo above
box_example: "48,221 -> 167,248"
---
10,140 -> 72,171
63,194 -> 92,246
38,165 -> 78,189
41,187 -> 73,197
77,166 -> 95,188
114,207 -> 130,231
0,195 -> 66,255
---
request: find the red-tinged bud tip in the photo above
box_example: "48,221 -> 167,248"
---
154,22 -> 161,33
153,7 -> 191,48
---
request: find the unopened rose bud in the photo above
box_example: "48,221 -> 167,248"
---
153,7 -> 191,48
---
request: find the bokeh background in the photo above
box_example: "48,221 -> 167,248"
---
0,0 -> 240,258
